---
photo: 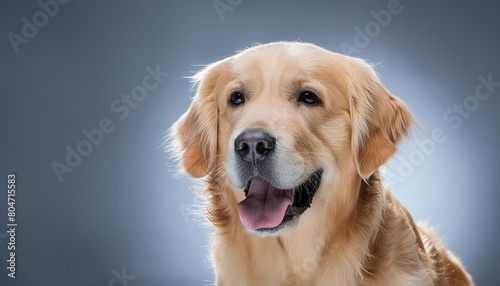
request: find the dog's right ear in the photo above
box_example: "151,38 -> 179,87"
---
170,58 -> 230,178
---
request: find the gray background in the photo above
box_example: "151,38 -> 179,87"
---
1,1 -> 499,285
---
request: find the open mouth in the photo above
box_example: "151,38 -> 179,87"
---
236,169 -> 323,234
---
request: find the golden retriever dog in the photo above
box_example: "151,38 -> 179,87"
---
171,42 -> 473,285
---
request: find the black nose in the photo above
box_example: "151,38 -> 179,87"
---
234,130 -> 275,163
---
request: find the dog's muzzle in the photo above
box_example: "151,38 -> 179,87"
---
232,129 -> 322,234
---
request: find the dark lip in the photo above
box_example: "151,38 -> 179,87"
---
243,169 -> 323,233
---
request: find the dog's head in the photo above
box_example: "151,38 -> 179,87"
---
172,42 -> 412,236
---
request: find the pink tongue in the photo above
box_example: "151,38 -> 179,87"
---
236,176 -> 294,230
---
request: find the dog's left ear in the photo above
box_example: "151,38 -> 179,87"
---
349,59 -> 413,178
170,58 -> 230,178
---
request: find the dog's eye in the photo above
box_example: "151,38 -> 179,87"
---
298,91 -> 320,106
229,91 -> 245,106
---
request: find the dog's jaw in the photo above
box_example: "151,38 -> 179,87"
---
233,169 -> 323,236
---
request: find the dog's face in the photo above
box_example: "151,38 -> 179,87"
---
172,42 -> 412,236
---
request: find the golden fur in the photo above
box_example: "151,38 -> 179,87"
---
171,42 -> 473,285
